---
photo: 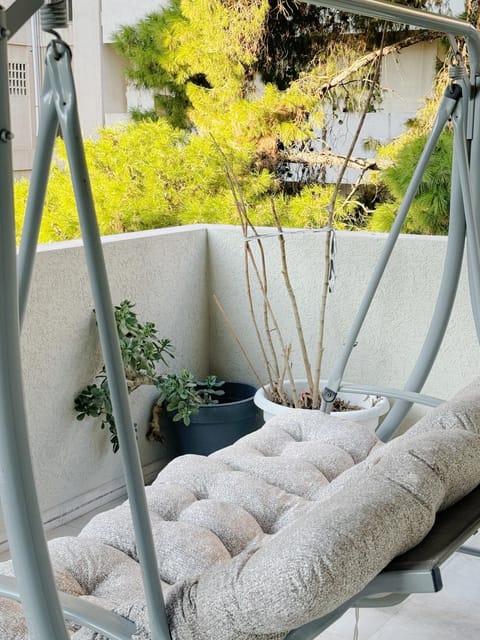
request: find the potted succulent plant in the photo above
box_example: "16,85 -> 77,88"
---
75,300 -> 261,454
150,371 -> 262,455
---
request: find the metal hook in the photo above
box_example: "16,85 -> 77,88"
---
46,36 -> 71,62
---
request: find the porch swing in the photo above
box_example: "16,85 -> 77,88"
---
0,1 -> 480,639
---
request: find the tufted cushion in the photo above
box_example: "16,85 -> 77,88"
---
1,379 -> 480,639
0,537 -> 152,638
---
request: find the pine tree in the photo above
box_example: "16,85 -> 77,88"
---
14,0 -> 450,242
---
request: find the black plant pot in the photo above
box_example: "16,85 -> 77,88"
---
175,382 -> 262,456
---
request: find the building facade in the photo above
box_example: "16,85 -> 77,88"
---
8,0 -> 164,176
8,0 -> 439,179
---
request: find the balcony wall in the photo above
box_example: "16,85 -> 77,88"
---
0,226 -> 209,549
1,224 -> 478,549
208,225 -> 479,414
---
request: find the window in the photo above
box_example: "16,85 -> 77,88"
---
67,0 -> 73,22
8,62 -> 27,97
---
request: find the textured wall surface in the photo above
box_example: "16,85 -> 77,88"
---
2,224 -> 479,548
208,226 -> 479,420
0,226 -> 208,547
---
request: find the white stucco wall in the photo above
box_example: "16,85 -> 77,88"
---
208,226 -> 479,425
1,225 -> 479,550
0,226 -> 209,549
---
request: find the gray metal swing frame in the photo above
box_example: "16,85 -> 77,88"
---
0,1 -> 479,639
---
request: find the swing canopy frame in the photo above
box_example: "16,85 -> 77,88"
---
1,1 -> 480,639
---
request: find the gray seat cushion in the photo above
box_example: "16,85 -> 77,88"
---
1,380 -> 480,639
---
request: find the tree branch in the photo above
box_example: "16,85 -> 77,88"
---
317,30 -> 439,96
283,149 -> 379,171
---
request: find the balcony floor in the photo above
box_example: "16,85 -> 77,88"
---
319,531 -> 480,639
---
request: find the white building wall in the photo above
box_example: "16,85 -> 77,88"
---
7,43 -> 36,176
101,0 -> 169,43
323,110 -> 415,183
100,0 -> 172,119
323,41 -> 440,184
71,0 -> 105,136
102,43 -> 128,127
381,41 -> 438,113
6,0 -> 168,153
7,6 -> 73,173
72,0 -> 171,134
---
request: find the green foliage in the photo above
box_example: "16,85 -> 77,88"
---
114,0 -> 439,120
113,2 -> 191,128
15,121 -> 184,241
242,184 -> 358,229
75,300 -> 224,452
156,371 -> 224,426
114,300 -> 174,382
13,0 -> 447,243
370,85 -> 453,236
75,300 -> 174,452
75,382 -> 118,451
15,110 -> 358,239
114,0 -> 268,128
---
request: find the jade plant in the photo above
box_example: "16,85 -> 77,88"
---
75,300 -> 224,452
157,370 -> 225,426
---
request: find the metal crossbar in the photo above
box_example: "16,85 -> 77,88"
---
0,1 -> 480,639
0,575 -> 137,639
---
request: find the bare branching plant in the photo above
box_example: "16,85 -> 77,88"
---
215,30 -> 386,410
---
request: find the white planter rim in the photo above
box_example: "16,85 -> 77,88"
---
254,379 -> 389,423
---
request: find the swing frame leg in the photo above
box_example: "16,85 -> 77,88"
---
308,0 -> 480,439
322,67 -> 480,440
0,8 -> 70,638
1,18 -> 171,640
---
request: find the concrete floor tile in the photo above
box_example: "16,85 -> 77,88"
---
314,534 -> 480,639
368,602 -> 480,640
315,607 -> 397,640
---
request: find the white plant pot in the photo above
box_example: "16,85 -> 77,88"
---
254,379 -> 389,432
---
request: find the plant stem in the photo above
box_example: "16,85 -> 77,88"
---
247,239 -> 281,382
213,294 -> 265,389
271,199 -> 314,395
217,141 -> 297,402
282,344 -> 300,407
218,142 -> 281,387
244,243 -> 276,388
244,239 -> 298,398
311,26 -> 387,408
